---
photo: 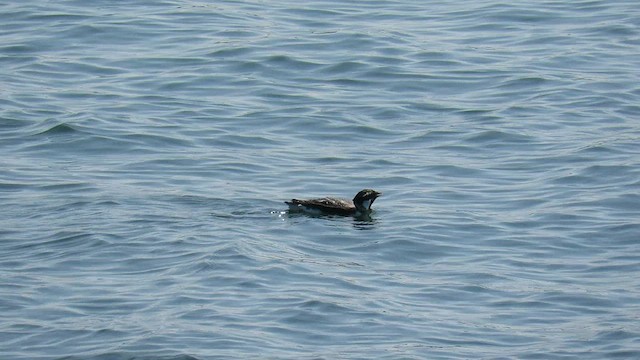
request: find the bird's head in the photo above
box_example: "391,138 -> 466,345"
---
353,189 -> 382,212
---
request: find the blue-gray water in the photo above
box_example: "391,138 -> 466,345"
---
1,1 -> 640,359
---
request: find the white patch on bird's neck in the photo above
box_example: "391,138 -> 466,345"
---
361,199 -> 372,210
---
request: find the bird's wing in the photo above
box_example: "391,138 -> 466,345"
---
290,197 -> 354,210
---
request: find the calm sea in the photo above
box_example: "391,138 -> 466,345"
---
1,1 -> 639,359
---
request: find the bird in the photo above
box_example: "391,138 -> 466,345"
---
285,189 -> 382,216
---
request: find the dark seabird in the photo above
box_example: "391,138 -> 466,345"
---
285,189 -> 382,216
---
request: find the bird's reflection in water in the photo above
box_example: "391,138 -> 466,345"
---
282,210 -> 379,230
352,214 -> 378,230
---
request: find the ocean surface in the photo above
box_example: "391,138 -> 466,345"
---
1,1 -> 640,359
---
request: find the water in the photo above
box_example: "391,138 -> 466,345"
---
1,1 -> 640,359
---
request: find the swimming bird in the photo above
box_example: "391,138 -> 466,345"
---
285,189 -> 382,216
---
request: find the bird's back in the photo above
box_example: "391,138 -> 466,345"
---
286,197 -> 356,215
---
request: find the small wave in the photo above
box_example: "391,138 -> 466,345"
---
58,354 -> 202,360
465,129 -> 534,145
36,123 -> 78,136
320,61 -> 369,74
